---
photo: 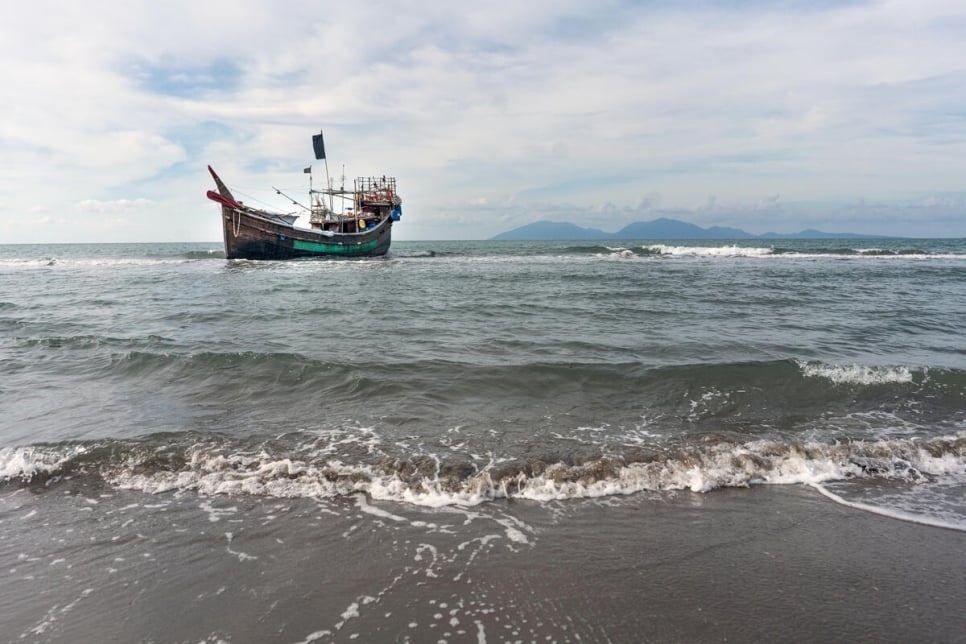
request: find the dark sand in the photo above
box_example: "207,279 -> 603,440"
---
2,483 -> 964,643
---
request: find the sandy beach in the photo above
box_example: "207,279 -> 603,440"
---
3,481 -> 963,643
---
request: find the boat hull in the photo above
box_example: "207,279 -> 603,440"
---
220,206 -> 392,260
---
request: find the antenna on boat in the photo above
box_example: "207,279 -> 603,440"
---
273,186 -> 311,212
312,130 -> 334,213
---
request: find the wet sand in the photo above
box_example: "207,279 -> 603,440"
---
2,482 -> 964,642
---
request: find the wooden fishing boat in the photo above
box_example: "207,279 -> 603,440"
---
206,131 -> 401,259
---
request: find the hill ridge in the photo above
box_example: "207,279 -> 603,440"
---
490,219 -> 888,240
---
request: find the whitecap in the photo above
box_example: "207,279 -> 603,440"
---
798,360 -> 915,385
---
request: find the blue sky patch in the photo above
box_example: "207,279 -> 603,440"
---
130,59 -> 243,98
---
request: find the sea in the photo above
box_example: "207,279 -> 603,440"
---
1,238 -> 964,643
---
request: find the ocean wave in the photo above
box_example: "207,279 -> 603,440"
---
0,443 -> 93,483
644,244 -> 776,258
41,352 -> 964,425
182,249 -> 226,259
389,250 -> 437,259
797,361 -> 916,385
0,257 -> 195,271
769,246 -> 939,257
0,257 -> 60,269
387,245 -> 966,265
556,245 -> 645,258
645,245 -> 966,260
21,334 -> 175,350
559,244 -> 777,259
105,352 -> 948,385
7,346 -> 961,432
3,434 -> 963,508
547,244 -> 777,259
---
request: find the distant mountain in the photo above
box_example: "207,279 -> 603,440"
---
490,220 -> 610,241
491,219 -> 888,241
615,218 -> 758,240
758,228 -> 882,240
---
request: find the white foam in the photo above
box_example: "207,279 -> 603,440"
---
338,601 -> 360,625
0,257 -> 191,271
292,630 -> 332,643
809,482 -> 966,532
86,433 -> 966,510
21,587 -> 94,638
200,500 -> 239,523
355,494 -> 409,523
224,531 -> 258,562
639,245 -> 965,261
602,246 -> 637,258
0,445 -> 88,482
798,361 -> 915,385
645,244 -> 775,258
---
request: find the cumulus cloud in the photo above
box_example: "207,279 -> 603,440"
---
1,0 -> 965,242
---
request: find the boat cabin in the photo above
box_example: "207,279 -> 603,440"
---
310,176 -> 400,234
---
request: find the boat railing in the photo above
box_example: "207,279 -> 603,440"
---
355,176 -> 397,203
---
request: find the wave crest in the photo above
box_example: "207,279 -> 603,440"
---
645,244 -> 775,258
798,361 -> 916,385
3,434 -> 962,507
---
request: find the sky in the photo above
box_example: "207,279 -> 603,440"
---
1,0 -> 965,242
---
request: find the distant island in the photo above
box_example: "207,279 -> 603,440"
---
490,218 -> 889,241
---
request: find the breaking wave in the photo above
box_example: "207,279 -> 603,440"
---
550,243 -> 965,260
797,361 -> 916,385
3,433 -> 963,509
643,244 -> 776,258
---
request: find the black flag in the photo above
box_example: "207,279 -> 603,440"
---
312,131 -> 326,160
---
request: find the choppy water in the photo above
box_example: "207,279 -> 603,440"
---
2,239 -> 964,527
3,238 -> 966,642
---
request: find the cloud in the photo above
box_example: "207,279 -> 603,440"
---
76,199 -> 155,213
130,59 -> 244,98
1,0 -> 965,242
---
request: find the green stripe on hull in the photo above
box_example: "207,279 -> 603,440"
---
292,238 -> 379,255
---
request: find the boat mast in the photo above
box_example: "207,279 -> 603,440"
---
312,129 -> 333,213
340,164 -> 347,217
324,156 -> 333,213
